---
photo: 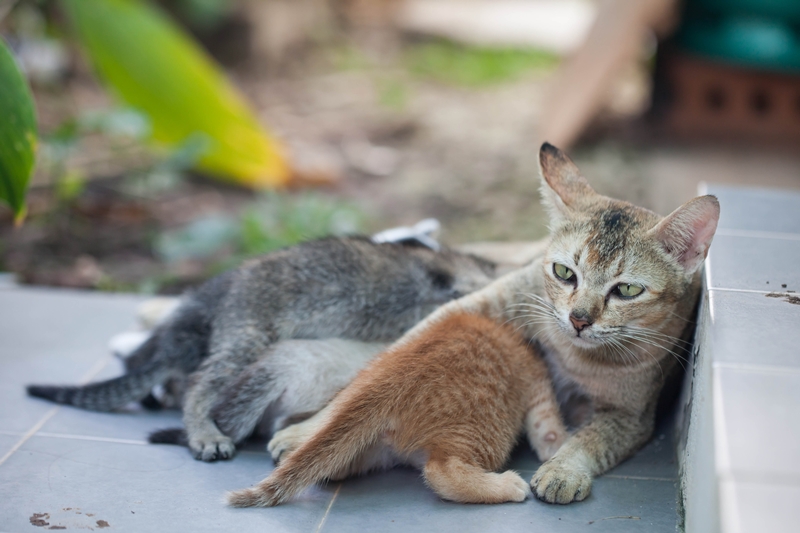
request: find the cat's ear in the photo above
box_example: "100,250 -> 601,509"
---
648,195 -> 720,274
538,143 -> 596,226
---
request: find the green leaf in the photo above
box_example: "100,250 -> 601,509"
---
0,38 -> 37,223
61,0 -> 290,188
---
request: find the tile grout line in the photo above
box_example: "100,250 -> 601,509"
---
708,287 -> 784,295
34,432 -> 149,445
713,361 -> 800,376
314,483 -> 342,533
0,355 -> 111,468
0,408 -> 59,467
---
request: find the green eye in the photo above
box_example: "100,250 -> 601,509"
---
616,283 -> 644,298
554,263 -> 575,281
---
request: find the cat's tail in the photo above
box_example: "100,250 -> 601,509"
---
149,427 -> 188,446
27,341 -> 172,412
227,395 -> 391,507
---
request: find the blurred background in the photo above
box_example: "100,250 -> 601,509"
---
1,0 -> 798,294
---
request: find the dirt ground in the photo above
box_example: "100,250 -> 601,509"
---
2,33 -> 799,293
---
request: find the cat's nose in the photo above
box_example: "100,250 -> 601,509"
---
569,313 -> 592,332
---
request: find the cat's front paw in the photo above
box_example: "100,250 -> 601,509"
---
189,433 -> 236,462
530,459 -> 592,504
267,424 -> 309,463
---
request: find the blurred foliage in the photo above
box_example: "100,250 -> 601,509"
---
61,0 -> 290,188
237,193 -> 366,257
407,40 -> 559,86
0,37 -> 38,223
376,77 -> 410,111
154,192 -> 367,277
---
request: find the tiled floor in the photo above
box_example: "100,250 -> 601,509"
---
0,288 -> 678,532
695,184 -> 800,533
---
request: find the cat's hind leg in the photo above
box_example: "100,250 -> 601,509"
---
423,453 -> 531,504
524,389 -> 568,461
212,358 -> 284,444
183,323 -> 276,461
267,408 -> 329,463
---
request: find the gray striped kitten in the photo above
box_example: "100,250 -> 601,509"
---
27,236 -> 497,461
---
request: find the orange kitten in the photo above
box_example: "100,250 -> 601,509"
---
227,312 -> 567,507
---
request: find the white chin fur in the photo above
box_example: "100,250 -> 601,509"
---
566,334 -> 600,349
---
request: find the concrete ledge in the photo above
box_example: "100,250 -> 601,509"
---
678,184 -> 800,533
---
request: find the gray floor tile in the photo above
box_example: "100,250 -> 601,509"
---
715,366 -> 800,479
707,290 -> 800,368
0,436 -> 330,533
705,184 -> 800,235
0,289 -> 145,386
722,479 -> 800,533
0,384 -> 59,433
605,431 -> 677,480
706,234 -> 800,292
0,433 -> 22,460
39,404 -> 183,442
320,468 -> 676,533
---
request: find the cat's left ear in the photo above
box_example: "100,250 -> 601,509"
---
538,143 -> 597,226
648,195 -> 720,274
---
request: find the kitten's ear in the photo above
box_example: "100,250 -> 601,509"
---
538,143 -> 596,225
648,195 -> 720,274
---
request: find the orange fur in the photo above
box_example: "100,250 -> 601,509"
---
227,313 -> 566,506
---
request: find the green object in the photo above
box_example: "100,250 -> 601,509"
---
678,16 -> 800,72
407,41 -> 559,87
61,0 -> 290,188
0,38 -> 37,223
678,0 -> 800,72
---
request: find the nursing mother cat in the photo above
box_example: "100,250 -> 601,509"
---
230,143 -> 719,506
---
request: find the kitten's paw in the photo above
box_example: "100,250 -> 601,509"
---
190,434 -> 236,462
530,460 -> 592,504
499,471 -> 532,503
267,424 -> 308,463
529,424 -> 568,462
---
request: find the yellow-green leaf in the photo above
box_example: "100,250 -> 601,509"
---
0,38 -> 37,222
61,0 -> 290,188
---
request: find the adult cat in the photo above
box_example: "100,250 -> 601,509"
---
242,142 -> 718,505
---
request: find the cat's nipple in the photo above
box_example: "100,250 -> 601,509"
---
544,432 -> 557,443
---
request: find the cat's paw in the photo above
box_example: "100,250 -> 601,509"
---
189,433 -> 236,462
267,424 -> 309,463
530,459 -> 592,504
499,471 -> 532,503
529,423 -> 568,462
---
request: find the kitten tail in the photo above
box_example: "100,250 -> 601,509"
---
227,399 -> 390,507
27,358 -> 171,412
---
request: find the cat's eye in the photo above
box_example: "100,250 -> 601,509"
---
615,283 -> 644,298
553,263 -> 575,282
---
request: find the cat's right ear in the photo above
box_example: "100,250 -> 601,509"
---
538,143 -> 596,227
648,195 -> 720,275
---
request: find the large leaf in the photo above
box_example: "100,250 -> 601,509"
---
61,0 -> 290,188
0,38 -> 37,223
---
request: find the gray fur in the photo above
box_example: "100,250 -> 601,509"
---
27,237 -> 496,457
